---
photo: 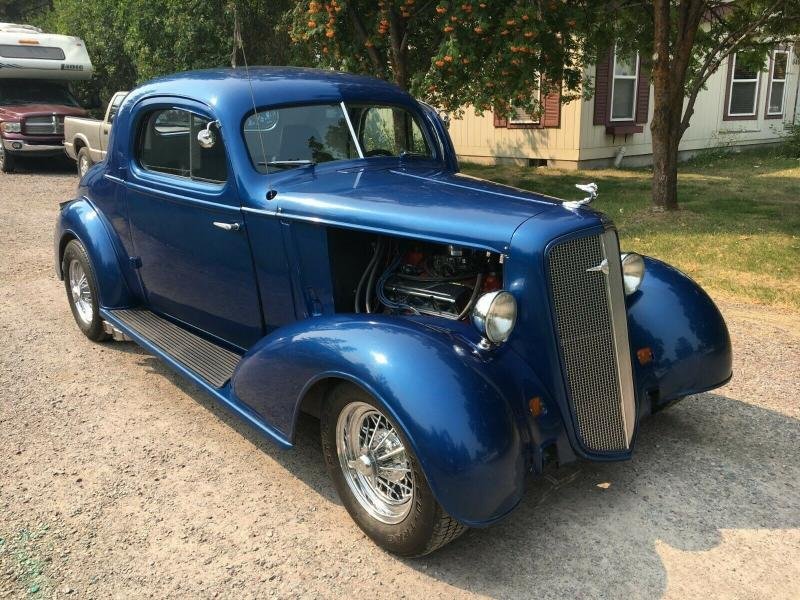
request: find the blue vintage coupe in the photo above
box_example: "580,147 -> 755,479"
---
55,67 -> 732,556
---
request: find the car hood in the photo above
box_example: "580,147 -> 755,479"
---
273,163 -> 580,251
0,104 -> 87,119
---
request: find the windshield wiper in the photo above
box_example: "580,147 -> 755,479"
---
399,151 -> 427,159
259,159 -> 315,167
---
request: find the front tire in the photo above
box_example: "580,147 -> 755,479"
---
62,239 -> 110,342
0,145 -> 15,173
77,147 -> 92,177
321,383 -> 466,556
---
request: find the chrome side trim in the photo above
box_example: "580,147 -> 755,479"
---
599,229 -> 636,447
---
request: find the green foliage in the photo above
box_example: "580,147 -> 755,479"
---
286,1 -> 593,117
34,0 -> 292,107
779,123 -> 800,158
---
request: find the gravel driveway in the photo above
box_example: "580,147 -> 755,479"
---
1,161 -> 798,599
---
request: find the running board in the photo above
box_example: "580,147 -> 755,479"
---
107,309 -> 241,388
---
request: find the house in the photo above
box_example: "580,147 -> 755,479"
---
447,45 -> 798,169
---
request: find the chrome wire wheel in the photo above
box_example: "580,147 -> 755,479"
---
336,401 -> 414,524
68,259 -> 93,325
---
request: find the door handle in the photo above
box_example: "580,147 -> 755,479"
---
213,221 -> 241,232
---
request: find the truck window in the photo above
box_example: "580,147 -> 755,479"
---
138,108 -> 227,184
107,93 -> 126,123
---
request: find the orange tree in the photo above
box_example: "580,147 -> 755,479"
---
287,0 -> 590,119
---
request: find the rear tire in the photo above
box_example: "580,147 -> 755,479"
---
77,147 -> 92,177
0,145 -> 15,173
321,383 -> 466,556
62,239 -> 110,342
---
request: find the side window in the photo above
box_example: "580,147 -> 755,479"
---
358,107 -> 431,157
138,108 -> 227,183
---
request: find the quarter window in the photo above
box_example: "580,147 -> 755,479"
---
138,108 -> 227,184
351,105 -> 431,157
767,49 -> 789,116
611,52 -> 639,121
727,53 -> 760,117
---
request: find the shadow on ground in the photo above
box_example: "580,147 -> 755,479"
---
132,350 -> 799,598
5,155 -> 74,176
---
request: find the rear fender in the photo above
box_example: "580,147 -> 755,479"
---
231,315 -> 527,526
55,198 -> 137,308
628,257 -> 733,413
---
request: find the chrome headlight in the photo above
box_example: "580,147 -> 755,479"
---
472,290 -> 517,344
1,121 -> 21,133
621,252 -> 645,295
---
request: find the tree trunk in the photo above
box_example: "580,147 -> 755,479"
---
650,124 -> 680,211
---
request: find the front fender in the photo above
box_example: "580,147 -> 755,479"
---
55,198 -> 136,308
231,315 -> 526,526
629,257 -> 733,413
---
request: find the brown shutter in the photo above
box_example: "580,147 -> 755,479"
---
594,49 -> 613,125
493,111 -> 508,128
542,84 -> 561,128
635,60 -> 651,124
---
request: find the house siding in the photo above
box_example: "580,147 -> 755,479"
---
448,48 -> 798,168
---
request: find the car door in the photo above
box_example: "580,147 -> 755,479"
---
124,100 -> 263,349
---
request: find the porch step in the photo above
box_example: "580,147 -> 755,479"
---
109,309 -> 241,388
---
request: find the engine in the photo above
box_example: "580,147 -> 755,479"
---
353,239 -> 502,319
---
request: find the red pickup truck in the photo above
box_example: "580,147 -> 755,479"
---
0,79 -> 87,173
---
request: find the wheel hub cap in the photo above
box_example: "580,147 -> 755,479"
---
336,402 -> 414,524
68,259 -> 93,325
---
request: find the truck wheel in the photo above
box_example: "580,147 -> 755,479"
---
77,147 -> 93,177
321,383 -> 466,556
62,239 -> 110,342
0,145 -> 15,173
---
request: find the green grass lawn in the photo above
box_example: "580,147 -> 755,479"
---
462,148 -> 800,312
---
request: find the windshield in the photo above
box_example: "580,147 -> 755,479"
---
243,102 -> 433,174
0,79 -> 79,107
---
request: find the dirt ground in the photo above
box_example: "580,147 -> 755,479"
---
1,159 -> 798,600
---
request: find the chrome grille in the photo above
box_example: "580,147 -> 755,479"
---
23,115 -> 63,135
548,230 -> 636,453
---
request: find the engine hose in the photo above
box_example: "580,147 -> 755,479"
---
354,238 -> 382,313
456,273 -> 484,320
376,255 -> 420,314
365,240 -> 388,313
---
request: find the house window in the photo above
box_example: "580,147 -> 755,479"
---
727,53 -> 760,117
766,49 -> 789,116
508,76 -> 541,127
611,52 -> 639,121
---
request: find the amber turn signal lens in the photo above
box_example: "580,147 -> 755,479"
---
637,347 -> 654,365
529,396 -> 544,417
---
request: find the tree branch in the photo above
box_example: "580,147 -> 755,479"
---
345,2 -> 383,72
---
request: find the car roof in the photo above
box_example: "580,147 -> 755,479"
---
131,67 -> 415,113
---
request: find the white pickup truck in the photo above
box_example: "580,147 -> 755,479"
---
64,91 -> 127,176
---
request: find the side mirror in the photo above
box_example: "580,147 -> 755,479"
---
197,120 -> 219,149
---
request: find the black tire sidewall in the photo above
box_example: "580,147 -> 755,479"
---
62,239 -> 108,341
321,383 -> 443,557
0,145 -> 15,173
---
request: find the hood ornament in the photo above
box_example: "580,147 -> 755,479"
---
563,182 -> 598,210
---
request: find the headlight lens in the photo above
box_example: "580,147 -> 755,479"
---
621,252 -> 645,295
1,121 -> 21,133
472,290 -> 517,344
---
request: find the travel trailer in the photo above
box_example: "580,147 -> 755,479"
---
0,23 -> 93,172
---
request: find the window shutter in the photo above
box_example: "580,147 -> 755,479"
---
594,50 -> 613,125
493,111 -> 508,128
635,61 -> 651,124
542,85 -> 561,128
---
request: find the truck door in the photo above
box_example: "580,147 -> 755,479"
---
100,92 -> 125,158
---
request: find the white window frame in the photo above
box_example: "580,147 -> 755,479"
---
509,74 -> 542,125
766,48 -> 790,116
610,50 -> 639,122
727,52 -> 760,117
